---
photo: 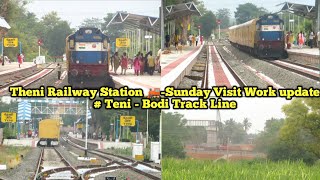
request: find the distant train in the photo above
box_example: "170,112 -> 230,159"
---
66,27 -> 115,87
37,119 -> 61,147
228,14 -> 285,58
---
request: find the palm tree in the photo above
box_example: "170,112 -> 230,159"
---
243,118 -> 252,133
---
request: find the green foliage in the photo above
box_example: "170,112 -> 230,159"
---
235,3 -> 268,24
163,158 -> 320,179
80,17 -> 103,29
255,99 -> 320,164
254,118 -> 284,153
163,134 -> 186,158
93,98 -> 160,142
3,124 -> 16,138
101,13 -> 124,42
268,141 -> 318,165
216,8 -> 231,29
143,147 -> 151,160
162,112 -> 188,158
197,11 -> 216,38
108,147 -> 132,157
1,2 -> 73,61
218,118 -> 247,144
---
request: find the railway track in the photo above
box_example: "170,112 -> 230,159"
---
213,40 -> 320,88
62,136 -> 161,180
265,60 -> 320,81
33,147 -> 80,180
177,41 -> 247,89
0,63 -> 55,95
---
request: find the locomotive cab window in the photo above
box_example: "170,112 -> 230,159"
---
69,39 -> 75,49
256,23 -> 260,30
103,39 -> 108,49
280,22 -> 284,30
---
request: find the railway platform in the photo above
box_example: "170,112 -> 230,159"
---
0,62 -> 35,76
161,44 -> 204,89
2,138 -> 39,147
109,67 -> 160,95
208,45 -> 240,87
286,47 -> 319,67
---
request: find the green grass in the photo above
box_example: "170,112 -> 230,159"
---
0,146 -> 30,164
162,158 -> 320,180
106,147 -> 132,157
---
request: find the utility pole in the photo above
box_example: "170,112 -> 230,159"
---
146,109 -> 149,145
160,2 -> 164,50
84,98 -> 88,157
317,0 -> 320,83
159,110 -> 162,163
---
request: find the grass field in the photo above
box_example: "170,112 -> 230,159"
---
162,158 -> 320,180
0,146 -> 31,168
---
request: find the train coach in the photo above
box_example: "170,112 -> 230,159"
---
37,119 -> 61,147
66,27 -> 115,87
228,14 -> 285,58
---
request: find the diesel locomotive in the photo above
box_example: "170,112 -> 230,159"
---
228,14 -> 285,58
66,27 -> 115,87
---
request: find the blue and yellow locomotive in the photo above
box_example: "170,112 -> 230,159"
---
228,14 -> 285,58
66,27 -> 115,87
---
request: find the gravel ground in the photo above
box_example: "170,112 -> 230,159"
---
58,138 -> 106,167
0,148 -> 41,180
93,169 -> 154,180
218,44 -> 320,88
214,45 -> 268,88
27,62 -> 68,89
178,49 -> 207,88
0,68 -> 41,87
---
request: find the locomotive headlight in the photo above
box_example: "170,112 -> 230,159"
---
99,61 -> 102,64
278,38 -> 280,40
76,60 -> 79,64
71,69 -> 78,76
262,38 -> 265,41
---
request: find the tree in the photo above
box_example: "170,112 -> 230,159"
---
280,99 -> 320,157
197,11 -> 216,38
216,8 -> 231,29
243,117 -> 252,133
254,118 -> 284,153
45,21 -> 72,56
101,13 -> 124,42
219,118 -> 247,144
234,3 -> 268,24
39,12 -> 73,57
254,99 -> 320,164
80,17 -> 103,29
162,112 -> 189,158
95,98 -> 160,142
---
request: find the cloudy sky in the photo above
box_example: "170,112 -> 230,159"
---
202,0 -> 315,16
26,0 -> 161,28
164,97 -> 291,134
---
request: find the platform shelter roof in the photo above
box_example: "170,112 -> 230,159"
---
0,16 -> 10,29
106,11 -> 160,34
164,2 -> 201,21
277,2 -> 316,19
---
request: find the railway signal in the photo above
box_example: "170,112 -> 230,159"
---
217,19 -> 221,41
37,39 -> 42,46
37,39 -> 42,59
198,25 -> 201,37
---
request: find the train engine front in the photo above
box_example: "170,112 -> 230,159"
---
37,119 -> 61,147
254,14 -> 285,58
66,27 -> 115,87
